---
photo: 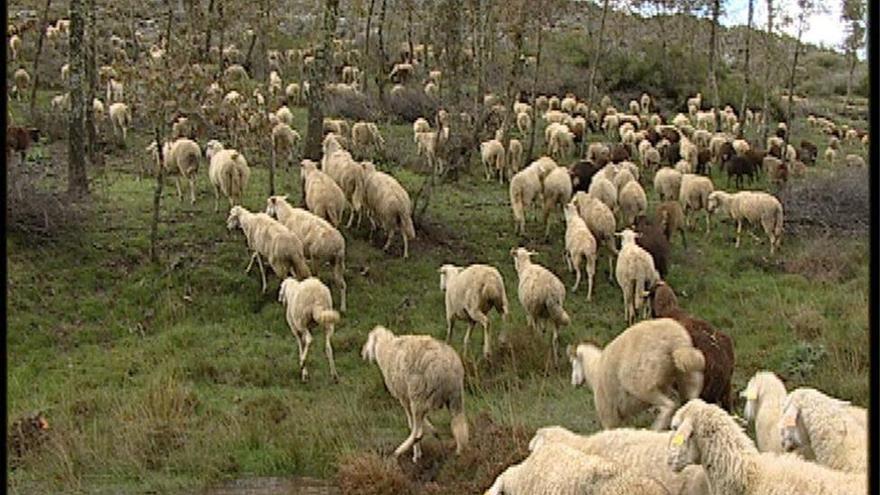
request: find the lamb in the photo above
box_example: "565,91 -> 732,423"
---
614,229 -> 661,324
361,162 -> 416,258
541,166 -> 573,237
650,281 -> 734,411
633,215 -> 670,279
147,138 -> 201,202
509,156 -> 557,235
510,247 -> 570,366
12,68 -> 30,101
678,173 -> 714,233
480,138 -> 507,183
563,203 -> 597,300
567,317 -> 704,430
528,426 -> 710,495
486,441 -> 668,495
779,388 -> 867,473
438,263 -> 509,359
507,138 -> 524,177
706,190 -> 783,254
205,140 -> 251,212
654,167 -> 683,202
107,102 -> 132,143
361,325 -> 468,462
617,180 -> 647,228
278,277 -> 340,382
667,398 -> 866,495
300,159 -> 346,227
570,192 -> 617,281
656,201 -> 687,247
226,206 -> 311,293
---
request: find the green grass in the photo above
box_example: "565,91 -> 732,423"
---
7,98 -> 869,493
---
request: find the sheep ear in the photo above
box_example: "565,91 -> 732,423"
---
671,417 -> 693,446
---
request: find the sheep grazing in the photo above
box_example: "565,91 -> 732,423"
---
779,388 -> 867,473
679,173 -> 714,234
226,206 -> 312,293
617,180 -> 647,228
361,162 -> 416,258
205,140 -> 251,212
12,68 -> 30,101
107,102 -> 132,144
509,156 -> 557,235
633,215 -> 670,279
614,229 -> 661,323
568,318 -> 704,430
300,159 -> 346,227
541,166 -> 573,237
147,138 -> 201,202
350,121 -> 385,159
650,281 -> 734,412
563,203 -> 597,300
438,263 -> 508,359
667,399 -> 866,495
361,325 -> 468,462
510,247 -> 570,366
486,441 -> 668,495
653,167 -> 683,202
570,192 -> 617,282
278,277 -> 340,383
480,138 -> 506,183
707,190 -> 783,254
656,201 -> 687,248
528,426 -> 710,495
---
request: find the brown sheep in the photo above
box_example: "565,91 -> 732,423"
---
655,201 -> 686,248
633,215 -> 670,279
650,281 -> 735,411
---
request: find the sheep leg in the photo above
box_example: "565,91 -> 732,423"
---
345,207 -> 356,228
445,318 -> 455,343
735,219 -> 742,248
550,326 -> 560,368
383,229 -> 395,252
645,389 -> 678,431
564,250 -> 573,273
481,320 -> 491,359
325,326 -> 338,383
245,252 -> 258,273
462,322 -> 474,357
299,332 -> 313,382
586,256 -> 595,302
393,406 -> 423,462
334,260 -> 347,312
256,255 -> 268,294
213,185 -> 220,212
572,254 -> 582,292
402,229 -> 409,259
705,210 -> 711,234
175,177 -> 183,201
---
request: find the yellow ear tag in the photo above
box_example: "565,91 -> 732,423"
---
671,433 -> 685,446
745,389 -> 757,401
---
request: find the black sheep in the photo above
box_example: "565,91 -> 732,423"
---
799,139 -> 818,166
723,154 -> 759,189
634,215 -> 670,279
696,149 -> 712,175
569,159 -> 602,194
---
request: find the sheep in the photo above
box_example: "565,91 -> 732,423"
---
361,325 -> 468,462
509,156 -> 557,235
570,192 -> 617,282
300,159 -> 346,227
226,206 -> 311,293
779,388 -> 867,473
654,167 -> 683,202
480,138 -> 507,183
320,138 -> 366,227
547,124 -> 575,160
740,371 -> 809,456
12,68 -> 30,101
9,34 -> 21,61
224,63 -> 249,83
541,166 -> 573,237
510,247 -> 570,366
147,138 -> 201,202
205,140 -> 251,212
667,399 -> 866,495
361,162 -> 416,258
271,123 -> 300,169
285,82 -> 302,105
528,426 -> 710,495
323,118 -> 350,137
614,229 -> 661,324
278,277 -> 340,383
562,95 -> 578,113
412,117 -> 431,139
679,173 -> 714,233
845,154 -> 866,167
515,110 -> 532,135
656,201 -> 687,247
486,441 -> 668,495
695,111 -> 715,131
273,105 -> 294,127
107,102 -> 132,143
567,318 -> 704,430
706,190 -> 783,254
686,93 -> 702,113
586,142 -> 610,164
568,160 -> 601,194
507,138 -> 524,177
350,121 -> 385,159
824,147 -> 837,166
587,174 -> 617,213
563,203 -> 597,300
438,263 -> 508,359
389,62 -> 414,84
633,215 -> 670,279
617,180 -> 647,228
611,166 -> 635,191
105,78 -> 124,103
6,126 -> 39,168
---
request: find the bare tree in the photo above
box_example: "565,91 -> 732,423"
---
841,0 -> 866,104
761,0 -> 774,144
85,0 -> 99,167
304,0 -> 340,160
586,0 -> 611,105
29,0 -> 53,119
782,0 -> 820,157
739,0 -> 754,136
68,0 -> 89,197
707,0 -> 723,131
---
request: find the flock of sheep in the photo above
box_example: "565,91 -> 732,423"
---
7,16 -> 870,494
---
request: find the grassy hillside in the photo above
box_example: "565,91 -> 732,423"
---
7,88 -> 869,492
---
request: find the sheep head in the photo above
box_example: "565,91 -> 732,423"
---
510,247 -> 535,272
437,264 -> 460,291
225,206 -> 245,230
706,191 -> 727,215
563,202 -> 578,223
614,228 -> 639,247
649,281 -> 677,318
205,139 -> 224,160
778,401 -> 806,453
568,343 -> 600,388
265,195 -> 289,219
668,399 -> 709,472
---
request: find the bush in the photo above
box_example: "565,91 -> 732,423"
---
324,87 -> 380,122
386,87 -> 438,124
779,167 -> 869,237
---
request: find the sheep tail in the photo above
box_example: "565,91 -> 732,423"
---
313,307 -> 340,328
183,149 -> 200,176
510,185 -> 524,226
773,203 -> 784,241
449,391 -> 469,455
672,347 -> 705,374
548,299 -> 571,327
398,209 -> 416,240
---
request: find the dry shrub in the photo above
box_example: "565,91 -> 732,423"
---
780,167 -> 868,237
783,236 -> 858,283
387,87 -> 438,123
336,452 -> 413,495
324,87 -> 379,122
6,163 -> 89,239
786,305 -> 826,340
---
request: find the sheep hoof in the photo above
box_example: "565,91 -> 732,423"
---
300,368 -> 309,382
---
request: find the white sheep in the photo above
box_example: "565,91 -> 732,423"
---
570,192 -> 617,282
507,138 -> 524,177
567,318 -> 705,430
271,123 -> 301,169
285,82 -> 302,105
107,102 -> 132,143
587,174 -> 617,215
480,138 -> 506,183
515,111 -> 531,135
654,167 -> 683,202
510,247 -> 570,366
278,277 -> 340,382
679,173 -> 714,233
541,166 -> 573,237
824,147 -> 837,166
845,154 -> 866,167
205,140 -> 251,212
361,162 -> 416,258
361,325 -> 468,462
486,441 -> 668,494
350,121 -> 385,159
12,68 -> 30,101
528,426 -> 710,495
740,371 -> 814,456
321,136 -> 366,227
266,196 -> 347,311
105,78 -> 124,103
707,190 -> 783,254
509,156 -> 557,235
412,117 -> 431,139
617,180 -> 647,228
300,159 -> 346,227
147,138 -> 201,202
614,229 -> 660,324
667,399 -> 866,495
779,388 -> 867,473
563,202 -> 597,300
9,34 -> 21,61
438,263 -> 508,359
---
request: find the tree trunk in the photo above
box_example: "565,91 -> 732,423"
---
304,0 -> 340,161
67,0 -> 88,197
761,0 -> 774,145
708,0 -> 721,131
373,0 -> 388,105
526,22 -> 543,162
406,0 -> 414,64
845,51 -> 856,104
586,0 -> 610,105
739,0 -> 753,136
85,0 -> 98,167
203,0 -> 215,60
364,0 -> 375,64
29,0 -> 53,119
782,14 -> 805,157
150,127 -> 166,263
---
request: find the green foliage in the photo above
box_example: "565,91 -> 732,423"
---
781,341 -> 828,381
